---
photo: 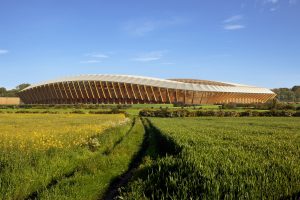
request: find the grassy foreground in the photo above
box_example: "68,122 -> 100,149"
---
121,117 -> 300,199
1,112 -> 299,199
0,114 -> 145,199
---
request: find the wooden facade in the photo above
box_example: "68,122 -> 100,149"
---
18,80 -> 276,105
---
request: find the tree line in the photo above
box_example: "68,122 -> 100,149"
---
272,86 -> 300,102
0,84 -> 30,97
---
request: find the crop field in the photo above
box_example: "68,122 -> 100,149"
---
0,113 -> 145,199
122,117 -> 300,199
1,110 -> 299,199
0,114 -> 126,150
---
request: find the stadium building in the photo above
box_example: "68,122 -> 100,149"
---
18,74 -> 276,104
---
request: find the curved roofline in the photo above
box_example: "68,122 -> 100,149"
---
21,74 -> 275,94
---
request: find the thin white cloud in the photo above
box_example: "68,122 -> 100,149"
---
223,15 -> 243,23
85,53 -> 109,58
224,24 -> 245,30
0,49 -> 8,55
124,17 -> 186,36
132,51 -> 166,62
80,60 -> 101,64
223,15 -> 245,31
81,52 -> 109,64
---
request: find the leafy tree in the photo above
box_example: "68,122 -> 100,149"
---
272,86 -> 299,102
292,86 -> 300,92
0,83 -> 30,97
292,86 -> 300,102
16,83 -> 30,91
0,87 -> 7,97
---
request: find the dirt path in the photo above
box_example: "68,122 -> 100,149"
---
102,118 -> 149,200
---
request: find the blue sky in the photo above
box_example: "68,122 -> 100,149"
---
0,0 -> 299,89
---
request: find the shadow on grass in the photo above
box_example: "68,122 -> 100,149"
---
102,118 -> 181,200
103,118 -> 136,155
25,170 -> 76,200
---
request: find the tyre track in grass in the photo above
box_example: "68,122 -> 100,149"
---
102,118 -> 181,200
103,118 -> 136,156
102,118 -> 148,200
24,119 -> 135,200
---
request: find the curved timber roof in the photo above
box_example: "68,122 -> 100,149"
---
22,74 -> 274,94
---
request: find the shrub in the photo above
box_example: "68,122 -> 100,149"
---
240,110 -> 253,117
70,110 -> 85,114
220,102 -> 297,111
223,111 -> 239,117
87,137 -> 101,152
41,110 -> 58,114
88,109 -> 125,114
15,110 -> 28,113
110,108 -> 119,114
251,111 -> 260,117
139,109 -> 299,117
293,111 -> 300,117
221,103 -> 237,109
262,110 -> 295,117
275,103 -> 296,110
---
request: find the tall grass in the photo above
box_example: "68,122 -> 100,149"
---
0,114 -> 128,199
121,117 -> 300,199
37,117 -> 145,200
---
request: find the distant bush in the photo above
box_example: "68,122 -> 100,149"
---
139,109 -> 298,117
220,101 -> 297,110
69,110 -> 85,114
173,102 -> 187,107
15,110 -> 39,114
41,110 -> 59,114
87,137 -> 101,152
221,103 -> 237,109
88,108 -> 125,114
293,111 -> 300,117
111,107 -> 121,114
89,111 -> 109,114
275,103 -> 296,110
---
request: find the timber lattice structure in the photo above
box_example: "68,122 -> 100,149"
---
18,74 -> 276,104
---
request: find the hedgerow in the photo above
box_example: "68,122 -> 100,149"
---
139,108 -> 300,117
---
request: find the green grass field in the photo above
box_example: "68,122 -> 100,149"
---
121,117 -> 300,199
0,113 -> 144,199
1,110 -> 299,199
